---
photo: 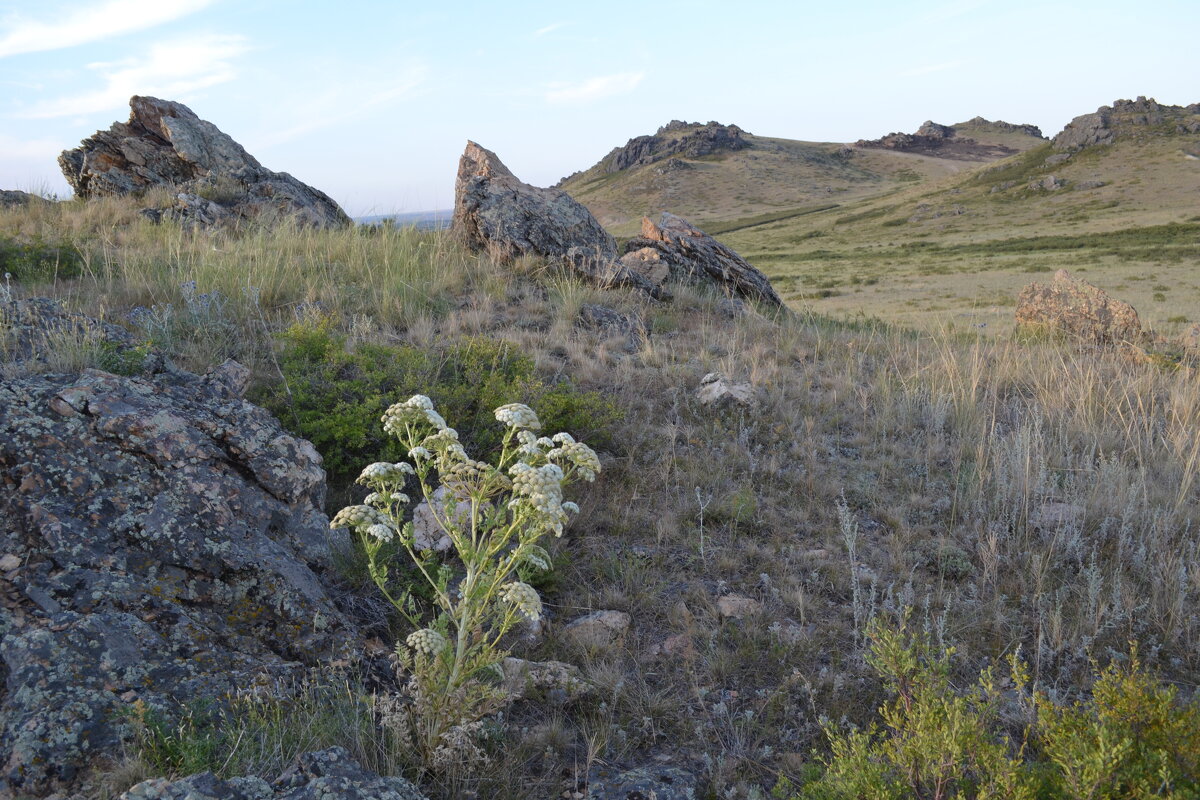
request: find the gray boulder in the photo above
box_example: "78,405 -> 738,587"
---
58,96 -> 350,228
120,747 -> 427,799
1052,96 -> 1200,151
621,214 -> 783,307
0,300 -> 359,796
453,141 -> 668,299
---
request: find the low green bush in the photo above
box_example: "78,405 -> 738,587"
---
0,235 -> 83,282
259,321 -> 622,495
778,618 -> 1200,799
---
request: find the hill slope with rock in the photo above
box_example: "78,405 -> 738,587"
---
702,97 -> 1200,329
558,118 -> 1041,235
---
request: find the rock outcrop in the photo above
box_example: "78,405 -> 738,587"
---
0,300 -> 359,796
856,118 -> 1045,160
120,747 -> 427,800
58,96 -> 350,228
0,190 -> 44,209
593,120 -> 750,175
621,214 -> 783,307
452,141 -> 667,299
1052,96 -> 1200,151
1015,269 -> 1145,345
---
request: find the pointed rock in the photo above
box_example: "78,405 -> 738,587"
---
452,141 -> 668,299
58,96 -> 349,229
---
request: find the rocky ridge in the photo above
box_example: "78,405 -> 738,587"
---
558,121 -> 750,184
856,118 -> 1045,160
0,299 -> 360,796
1052,96 -> 1200,151
58,96 -> 350,229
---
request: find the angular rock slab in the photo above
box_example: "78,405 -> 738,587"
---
0,349 -> 359,795
622,213 -> 783,307
58,95 -> 349,228
452,141 -> 667,299
1015,269 -> 1144,345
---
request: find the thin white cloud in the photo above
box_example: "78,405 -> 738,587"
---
254,64 -> 429,147
545,72 -> 644,104
898,61 -> 961,78
0,0 -> 217,58
15,34 -> 248,119
534,22 -> 567,37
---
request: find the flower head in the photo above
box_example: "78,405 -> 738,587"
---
366,523 -> 396,542
406,628 -> 448,656
499,581 -> 543,622
383,395 -> 445,437
495,403 -> 541,431
330,504 -> 390,532
357,461 -> 414,487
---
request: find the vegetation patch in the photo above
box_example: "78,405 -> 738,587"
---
258,321 -> 622,496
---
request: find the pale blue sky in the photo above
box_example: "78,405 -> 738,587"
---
1,0 -> 1196,215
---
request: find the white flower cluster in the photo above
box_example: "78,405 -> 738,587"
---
550,435 -> 601,482
357,461 -> 415,487
406,627 -> 448,656
364,491 -> 409,507
499,581 -> 543,621
366,523 -> 395,542
421,427 -> 468,465
495,403 -> 541,430
330,504 -> 391,532
382,394 -> 447,437
510,462 -> 564,515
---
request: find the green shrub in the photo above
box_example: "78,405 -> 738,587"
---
779,619 -> 1200,800
0,235 -> 83,282
259,321 -> 622,496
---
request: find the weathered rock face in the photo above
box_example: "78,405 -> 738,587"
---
453,142 -> 668,300
58,96 -> 350,228
120,747 -> 427,800
454,141 -> 617,263
597,120 -> 750,174
1052,96 -> 1200,151
1015,269 -> 1145,345
0,301 -> 359,796
621,213 -> 783,307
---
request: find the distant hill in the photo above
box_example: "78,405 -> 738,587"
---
356,209 -> 453,230
711,97 -> 1200,329
557,119 -> 1043,236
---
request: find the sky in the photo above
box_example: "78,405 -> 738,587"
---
1,0 -> 1197,216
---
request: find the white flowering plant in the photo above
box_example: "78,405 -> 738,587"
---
331,394 -> 599,765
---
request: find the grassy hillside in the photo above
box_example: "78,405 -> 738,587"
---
4,197 -> 1200,798
716,132 -> 1200,332
560,120 -> 1046,237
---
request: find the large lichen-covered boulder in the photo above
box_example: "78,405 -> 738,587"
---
120,747 -> 427,800
620,213 -> 783,307
1015,269 -> 1145,345
452,141 -> 667,299
0,301 -> 359,796
58,96 -> 350,228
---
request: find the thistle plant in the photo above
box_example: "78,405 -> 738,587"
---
330,395 -> 599,766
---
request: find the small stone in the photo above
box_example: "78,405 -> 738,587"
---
696,372 -> 754,407
0,554 -> 21,571
716,594 -> 761,619
562,610 -> 631,651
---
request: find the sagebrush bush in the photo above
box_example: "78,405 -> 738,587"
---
260,320 -> 622,495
